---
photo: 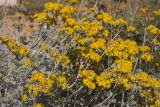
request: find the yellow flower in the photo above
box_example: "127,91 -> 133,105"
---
140,8 -> 149,13
139,46 -> 150,52
89,7 -> 97,13
78,38 -> 85,45
19,47 -> 28,56
60,5 -> 76,15
155,99 -> 160,106
147,25 -> 159,35
140,53 -> 153,62
88,51 -> 101,62
82,79 -> 96,90
65,17 -> 76,26
23,59 -> 31,66
56,76 -> 67,90
21,94 -> 28,102
102,29 -> 110,38
153,9 -> 160,16
45,2 -> 62,11
119,78 -> 132,90
62,56 -> 70,66
80,70 -> 96,81
26,71 -> 61,96
113,59 -> 133,73
135,72 -> 160,90
30,72 -> 46,82
128,26 -> 136,32
97,12 -> 112,24
49,74 -> 57,80
35,103 -> 44,107
76,46 -> 86,51
90,38 -> 106,50
73,23 -> 80,31
79,20 -> 103,36
33,12 -> 53,25
25,84 -> 39,96
114,18 -> 128,26
96,75 -> 111,89
106,39 -> 138,60
0,35 -> 9,42
83,49 -> 101,62
62,27 -> 75,35
0,36 -> 30,56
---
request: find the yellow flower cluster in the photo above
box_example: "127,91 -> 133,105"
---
60,5 -> 76,15
80,70 -> 112,90
82,49 -> 101,62
69,20 -> 110,63
80,70 -> 96,90
153,9 -> 160,16
25,72 -> 67,97
79,68 -> 160,92
97,12 -> 113,24
0,36 -> 29,56
23,59 -> 31,66
102,29 -> 110,38
77,37 -> 95,45
119,78 -> 132,90
61,27 -> 75,35
34,2 -> 77,25
138,46 -> 150,52
21,94 -> 28,102
65,17 -> 76,27
140,8 -> 149,13
56,76 -> 68,90
44,2 -> 62,12
96,72 -> 112,89
147,24 -> 160,35
35,103 -> 44,107
138,45 -> 153,62
113,59 -> 133,73
139,90 -> 160,107
90,38 -> 106,50
154,93 -> 160,107
33,12 -> 53,25
80,69 -> 96,80
72,21 -> 107,62
135,72 -> 160,89
106,38 -> 153,63
114,18 -> 128,26
140,53 -> 153,62
12,2 -> 160,106
79,20 -> 104,36
106,39 -> 138,60
127,25 -> 136,32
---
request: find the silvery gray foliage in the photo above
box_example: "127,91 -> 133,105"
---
0,24 -> 74,106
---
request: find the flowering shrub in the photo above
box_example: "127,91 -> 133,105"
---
1,0 -> 160,107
